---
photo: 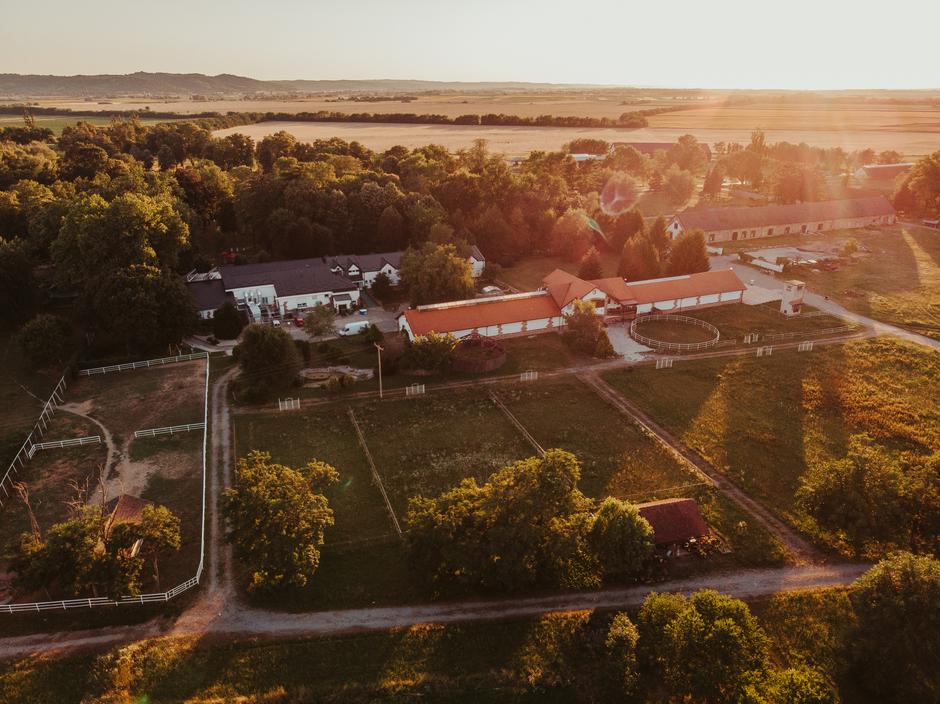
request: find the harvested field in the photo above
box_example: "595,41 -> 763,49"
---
214,121 -> 940,158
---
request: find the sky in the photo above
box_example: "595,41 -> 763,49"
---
2,0 -> 938,90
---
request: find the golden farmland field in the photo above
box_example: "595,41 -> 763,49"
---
213,120 -> 940,157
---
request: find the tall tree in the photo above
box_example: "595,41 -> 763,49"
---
16,313 -> 72,368
399,242 -> 474,305
223,450 -> 338,592
589,498 -> 654,577
666,230 -> 709,276
619,235 -> 661,281
0,237 -> 34,322
234,324 -> 303,400
577,246 -> 604,280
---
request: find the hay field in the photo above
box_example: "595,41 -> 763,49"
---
214,120 -> 939,157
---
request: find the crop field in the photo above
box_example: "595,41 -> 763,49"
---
0,357 -> 208,602
214,120 -> 939,158
602,337 -> 940,554
0,115 -> 177,134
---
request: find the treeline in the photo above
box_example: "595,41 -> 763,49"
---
0,104 -> 675,129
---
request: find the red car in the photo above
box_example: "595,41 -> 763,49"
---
294,316 -> 304,327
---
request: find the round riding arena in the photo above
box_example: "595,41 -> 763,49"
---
630,314 -> 721,353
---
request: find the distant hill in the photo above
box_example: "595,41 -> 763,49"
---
0,72 -> 604,98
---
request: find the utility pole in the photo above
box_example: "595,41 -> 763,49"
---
374,342 -> 384,399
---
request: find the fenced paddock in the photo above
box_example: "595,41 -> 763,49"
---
29,435 -> 101,456
630,314 -> 722,353
0,353 -> 211,615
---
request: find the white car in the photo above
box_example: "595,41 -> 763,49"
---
339,320 -> 372,336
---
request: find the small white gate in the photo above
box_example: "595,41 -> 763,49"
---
655,358 -> 674,370
405,383 -> 426,397
798,340 -> 814,352
278,397 -> 300,411
520,370 -> 539,382
756,346 -> 773,358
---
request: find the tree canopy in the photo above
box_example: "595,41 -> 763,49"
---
234,323 -> 303,400
400,242 -> 474,305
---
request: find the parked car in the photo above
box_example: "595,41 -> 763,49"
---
294,316 -> 304,327
339,320 -> 372,336
271,319 -> 281,327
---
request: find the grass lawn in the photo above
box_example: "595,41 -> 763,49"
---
0,115 -> 180,134
354,389 -> 532,516
690,301 -> 849,340
633,318 -> 717,345
499,379 -> 785,565
601,337 -> 940,554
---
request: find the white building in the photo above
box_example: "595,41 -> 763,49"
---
666,196 -> 897,244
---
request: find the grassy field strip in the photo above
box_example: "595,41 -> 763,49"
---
487,391 -> 545,456
580,372 -> 821,564
346,408 -> 402,538
577,373 -> 715,489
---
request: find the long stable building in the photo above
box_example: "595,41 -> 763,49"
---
666,196 -> 896,244
398,268 -> 745,341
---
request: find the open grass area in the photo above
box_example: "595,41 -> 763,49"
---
500,379 -> 785,565
0,115 -> 179,134
66,360 -> 206,441
691,301 -> 848,339
355,389 -> 532,515
601,337 -> 940,554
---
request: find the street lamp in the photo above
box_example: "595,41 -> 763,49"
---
374,342 -> 384,399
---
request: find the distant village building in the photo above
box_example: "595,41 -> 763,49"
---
853,163 -> 913,182
185,248 -> 485,323
666,196 -> 896,244
398,268 -> 745,341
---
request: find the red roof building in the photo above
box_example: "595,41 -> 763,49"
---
636,498 -> 711,547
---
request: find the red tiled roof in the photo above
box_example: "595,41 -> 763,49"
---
402,293 -> 560,337
625,269 -> 745,304
543,269 -> 598,307
591,276 -> 637,304
636,498 -> 710,546
674,196 -> 895,232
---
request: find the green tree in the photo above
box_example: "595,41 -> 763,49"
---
376,204 -> 405,250
400,242 -> 474,305
645,215 -> 671,255
849,552 -> 940,703
619,235 -> 661,281
89,265 -> 197,353
663,165 -> 695,206
223,450 -> 338,592
642,590 -> 771,703
303,304 -> 336,338
404,332 -> 458,371
577,246 -> 604,280
562,299 -> 616,358
370,271 -> 394,301
702,164 -> 726,200
760,667 -> 837,704
211,301 -> 246,340
16,313 -> 72,368
406,450 -> 599,591
666,229 -> 709,276
234,324 -> 303,400
132,505 -> 181,589
589,498 -> 654,577
0,237 -> 34,322
605,613 -> 641,698
550,208 -> 594,261
903,150 -> 940,214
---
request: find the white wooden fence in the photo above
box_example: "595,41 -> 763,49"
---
520,370 -> 539,382
277,398 -> 300,411
630,314 -> 722,353
28,436 -> 101,457
405,383 -> 426,397
798,340 -> 815,352
134,422 -> 205,438
0,372 -> 68,507
1,354 -> 211,614
655,358 -> 674,370
78,352 -> 207,376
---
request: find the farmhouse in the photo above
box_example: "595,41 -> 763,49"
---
635,498 -> 711,552
398,268 -> 745,340
187,247 -> 486,322
666,196 -> 897,244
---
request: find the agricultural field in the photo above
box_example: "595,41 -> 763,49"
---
213,120 -> 939,158
0,114 -> 177,134
0,357 -> 208,602
601,337 -> 940,554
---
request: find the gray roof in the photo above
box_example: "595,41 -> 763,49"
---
674,196 -> 895,232
186,279 -> 233,312
218,258 -> 357,297
468,244 -> 485,261
328,251 -> 403,275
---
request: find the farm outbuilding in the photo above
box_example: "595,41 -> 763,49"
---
666,196 -> 897,244
398,268 -> 745,341
635,497 -> 711,552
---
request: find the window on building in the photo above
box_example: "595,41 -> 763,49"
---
708,234 -> 715,242
784,227 -> 791,234
768,227 -> 774,236
750,230 -> 756,237
817,223 -> 824,230
801,225 -> 808,233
